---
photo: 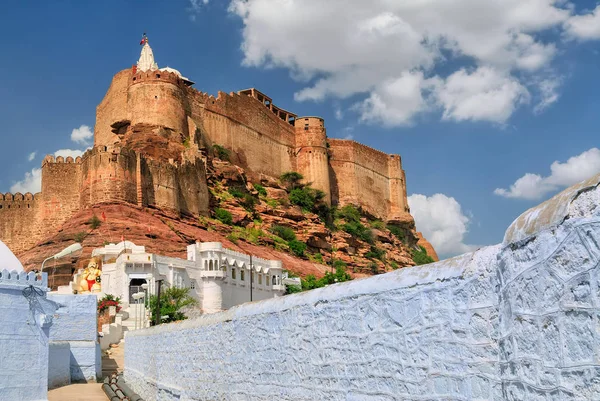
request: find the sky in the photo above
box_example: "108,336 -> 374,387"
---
1,0 -> 599,259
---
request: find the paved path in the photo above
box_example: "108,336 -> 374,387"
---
48,383 -> 107,401
48,341 -> 126,400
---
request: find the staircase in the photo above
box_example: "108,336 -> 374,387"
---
121,303 -> 150,332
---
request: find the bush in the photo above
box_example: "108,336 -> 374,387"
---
280,171 -> 304,189
336,204 -> 361,223
288,240 -> 307,257
390,261 -> 400,270
387,224 -> 406,242
270,225 -> 297,242
289,187 -> 316,211
253,183 -> 267,197
412,246 -> 435,266
365,246 -> 385,260
212,144 -> 230,161
74,232 -> 86,243
88,215 -> 102,229
240,194 -> 256,212
342,221 -> 373,244
333,259 -> 347,270
370,220 -> 385,229
309,253 -> 324,263
98,294 -> 121,314
228,187 -> 245,198
148,287 -> 197,324
285,284 -> 302,294
265,198 -> 279,208
368,262 -> 380,275
215,208 -> 233,225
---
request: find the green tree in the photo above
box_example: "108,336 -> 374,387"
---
270,225 -> 297,242
88,215 -> 102,229
288,240 -> 307,257
148,287 -> 198,324
280,171 -> 304,189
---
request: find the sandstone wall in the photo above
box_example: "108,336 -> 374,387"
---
95,69 -> 131,147
295,117 -> 331,204
329,139 -> 403,219
188,89 -> 296,179
80,147 -> 138,208
0,193 -> 40,254
124,175 -> 600,400
142,158 -> 209,216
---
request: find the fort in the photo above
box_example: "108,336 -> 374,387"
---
0,38 -> 411,256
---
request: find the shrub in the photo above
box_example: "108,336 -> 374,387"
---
212,144 -> 230,161
342,221 -> 373,244
289,187 -> 316,211
88,215 -> 102,229
253,183 -> 267,197
365,246 -> 386,260
215,208 -> 233,225
74,232 -> 86,243
98,294 -> 122,314
285,285 -> 302,294
368,262 -> 380,275
240,194 -> 256,212
228,187 -> 245,198
288,240 -> 307,257
309,253 -> 324,263
370,220 -> 385,229
149,287 -> 197,324
280,171 -> 304,189
270,225 -> 296,242
336,204 -> 361,223
387,224 -> 406,242
265,198 -> 279,208
412,246 -> 435,266
390,261 -> 400,270
333,259 -> 347,270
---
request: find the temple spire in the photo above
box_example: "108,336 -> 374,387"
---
137,33 -> 158,72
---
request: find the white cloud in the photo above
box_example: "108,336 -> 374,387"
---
10,168 -> 41,194
27,151 -> 37,162
565,5 -> 600,40
432,66 -> 530,124
408,193 -> 479,257
71,125 -> 93,145
494,147 -> 600,200
228,0 -> 592,126
54,149 -> 87,159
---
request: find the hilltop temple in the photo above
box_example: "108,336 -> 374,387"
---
0,37 -> 412,255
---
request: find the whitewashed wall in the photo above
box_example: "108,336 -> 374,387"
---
47,294 -> 101,383
124,175 -> 600,401
0,272 -> 55,401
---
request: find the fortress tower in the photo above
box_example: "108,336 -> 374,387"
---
295,117 -> 332,205
0,36 -> 414,256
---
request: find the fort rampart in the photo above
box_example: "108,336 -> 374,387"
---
125,175 -> 600,401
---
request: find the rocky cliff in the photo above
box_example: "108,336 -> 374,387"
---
17,152 -> 436,288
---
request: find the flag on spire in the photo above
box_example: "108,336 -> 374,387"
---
140,32 -> 148,46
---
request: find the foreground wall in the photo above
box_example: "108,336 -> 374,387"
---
125,174 -> 600,400
47,294 -> 101,383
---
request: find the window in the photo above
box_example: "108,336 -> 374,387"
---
231,268 -> 236,279
190,280 -> 196,290
258,274 -> 262,285
209,260 -> 213,271
156,74 -> 161,78
241,270 -> 245,281
266,275 -> 270,286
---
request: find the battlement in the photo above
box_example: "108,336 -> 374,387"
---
130,69 -> 186,88
0,192 -> 40,211
0,270 -> 48,289
42,154 -> 83,166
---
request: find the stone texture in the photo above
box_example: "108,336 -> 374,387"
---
123,179 -> 600,401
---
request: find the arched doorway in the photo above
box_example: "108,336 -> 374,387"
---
129,278 -> 147,304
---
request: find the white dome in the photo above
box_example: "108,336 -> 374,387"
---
160,66 -> 192,82
0,240 -> 24,272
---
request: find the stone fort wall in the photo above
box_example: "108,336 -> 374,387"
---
93,68 -> 408,219
124,175 -> 600,401
0,147 -> 209,254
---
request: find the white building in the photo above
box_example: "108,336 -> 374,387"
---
94,241 -> 289,313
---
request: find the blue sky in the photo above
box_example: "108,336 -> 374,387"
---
1,1 -> 599,259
